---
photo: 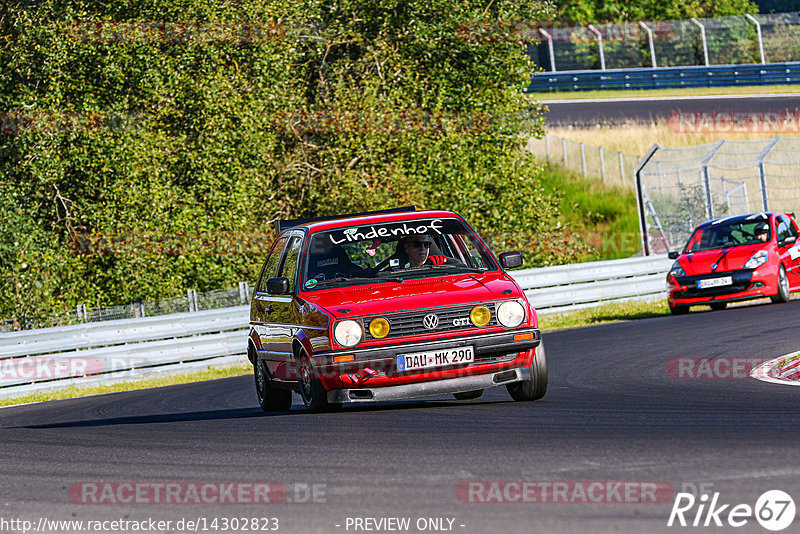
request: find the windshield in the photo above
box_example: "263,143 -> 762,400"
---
301,217 -> 498,290
685,220 -> 772,252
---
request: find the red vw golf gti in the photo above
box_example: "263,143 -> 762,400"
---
667,212 -> 800,314
248,208 -> 545,411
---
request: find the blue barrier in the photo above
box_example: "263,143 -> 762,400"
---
527,62 -> 800,92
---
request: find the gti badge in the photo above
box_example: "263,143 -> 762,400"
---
423,314 -> 440,329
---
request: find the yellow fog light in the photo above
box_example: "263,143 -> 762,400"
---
369,317 -> 390,339
470,305 -> 491,327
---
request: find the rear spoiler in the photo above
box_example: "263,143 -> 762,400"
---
274,206 -> 417,233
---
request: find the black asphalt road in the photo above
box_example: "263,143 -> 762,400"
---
3,300 -> 800,534
541,94 -> 800,127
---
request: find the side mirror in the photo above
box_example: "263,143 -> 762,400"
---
499,251 -> 523,270
780,236 -> 797,247
266,277 -> 291,295
668,251 -> 679,259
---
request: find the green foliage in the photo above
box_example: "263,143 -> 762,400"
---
0,0 -> 585,321
553,0 -> 758,22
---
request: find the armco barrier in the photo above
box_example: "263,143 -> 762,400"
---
527,62 -> 800,92
517,254 -> 672,312
0,256 -> 673,398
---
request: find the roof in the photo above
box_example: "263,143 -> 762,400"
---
700,212 -> 773,228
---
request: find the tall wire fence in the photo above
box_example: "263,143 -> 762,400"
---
0,283 -> 253,333
531,11 -> 800,72
636,137 -> 800,254
527,134 -> 641,188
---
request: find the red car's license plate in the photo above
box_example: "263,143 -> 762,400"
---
397,347 -> 474,371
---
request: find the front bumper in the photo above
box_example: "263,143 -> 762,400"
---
669,268 -> 774,305
327,366 -> 531,404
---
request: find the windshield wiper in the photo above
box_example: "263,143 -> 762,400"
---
313,276 -> 402,287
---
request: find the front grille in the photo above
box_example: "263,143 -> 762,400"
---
674,270 -> 753,298
361,303 -> 498,341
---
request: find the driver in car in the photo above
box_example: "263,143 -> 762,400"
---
756,223 -> 769,242
403,235 -> 450,267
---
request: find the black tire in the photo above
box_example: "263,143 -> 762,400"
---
669,303 -> 689,315
507,342 -> 548,402
298,351 -> 340,412
709,302 -> 727,311
771,265 -> 790,304
254,359 -> 292,412
453,389 -> 484,400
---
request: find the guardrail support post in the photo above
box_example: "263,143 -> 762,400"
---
757,136 -> 780,211
133,298 -> 145,318
239,281 -> 250,305
638,21 -> 657,68
580,143 -> 587,177
587,24 -> 606,70
76,304 -> 87,323
545,133 -> 550,162
599,147 -> 606,182
539,28 -> 556,72
745,14 -> 766,65
691,18 -> 710,67
187,289 -> 198,313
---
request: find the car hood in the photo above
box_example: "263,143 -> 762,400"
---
678,244 -> 767,275
301,272 -> 522,319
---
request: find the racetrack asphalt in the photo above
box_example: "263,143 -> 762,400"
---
541,93 -> 800,127
2,299 -> 800,533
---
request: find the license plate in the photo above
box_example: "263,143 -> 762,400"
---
397,346 -> 474,371
697,276 -> 733,289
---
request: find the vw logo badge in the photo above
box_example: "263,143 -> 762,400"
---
422,314 -> 440,329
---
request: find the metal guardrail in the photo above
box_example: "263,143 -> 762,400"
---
527,62 -> 800,92
516,255 -> 672,312
0,256 -> 673,399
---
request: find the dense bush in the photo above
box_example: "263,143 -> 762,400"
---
0,0 -> 592,321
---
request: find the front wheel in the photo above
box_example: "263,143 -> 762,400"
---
254,359 -> 292,412
507,342 -> 548,402
771,265 -> 790,304
298,352 -> 340,412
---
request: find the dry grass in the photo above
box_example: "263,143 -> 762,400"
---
547,120 -> 783,158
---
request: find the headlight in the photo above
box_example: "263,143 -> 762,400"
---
670,261 -> 686,278
497,301 -> 525,328
334,320 -> 363,347
470,305 -> 491,327
369,317 -> 390,339
744,250 -> 768,269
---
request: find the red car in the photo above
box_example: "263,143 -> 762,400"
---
247,207 -> 546,411
667,212 -> 800,314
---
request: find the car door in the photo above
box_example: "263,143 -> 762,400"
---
776,214 -> 800,288
268,232 -> 305,381
252,235 -> 289,379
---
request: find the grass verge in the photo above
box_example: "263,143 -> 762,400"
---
539,298 -> 669,331
539,163 -> 640,261
0,364 -> 252,408
530,85 -> 800,101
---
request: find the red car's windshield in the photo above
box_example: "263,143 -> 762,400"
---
302,217 -> 498,290
685,220 -> 771,252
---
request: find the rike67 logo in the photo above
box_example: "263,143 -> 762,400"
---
668,490 -> 796,531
